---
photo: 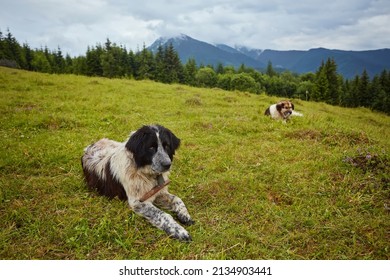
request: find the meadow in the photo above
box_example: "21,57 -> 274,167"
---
0,66 -> 389,259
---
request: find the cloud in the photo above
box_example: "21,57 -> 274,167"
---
1,0 -> 389,56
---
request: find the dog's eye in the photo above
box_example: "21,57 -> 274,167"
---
163,143 -> 170,151
149,145 -> 157,152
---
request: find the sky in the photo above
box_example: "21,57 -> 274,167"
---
1,0 -> 390,56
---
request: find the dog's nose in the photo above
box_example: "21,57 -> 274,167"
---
162,162 -> 171,170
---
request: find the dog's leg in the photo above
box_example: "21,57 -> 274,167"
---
154,193 -> 195,226
128,198 -> 192,241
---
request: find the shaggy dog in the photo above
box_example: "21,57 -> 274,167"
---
264,100 -> 303,121
81,124 -> 194,241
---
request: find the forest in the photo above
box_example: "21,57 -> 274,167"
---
1,28 -> 389,114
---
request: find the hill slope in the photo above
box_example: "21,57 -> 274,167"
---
0,67 -> 389,259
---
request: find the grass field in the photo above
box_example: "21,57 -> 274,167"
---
0,66 -> 389,260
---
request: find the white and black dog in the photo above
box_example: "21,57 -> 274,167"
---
264,100 -> 303,121
81,124 -> 194,241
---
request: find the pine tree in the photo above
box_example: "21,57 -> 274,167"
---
374,70 -> 390,114
313,61 -> 329,102
0,29 -> 22,68
64,54 -> 73,73
127,50 -> 136,78
324,58 -> 341,105
86,45 -> 103,76
163,43 -> 183,83
349,75 -> 360,108
53,46 -> 65,73
266,61 -> 276,77
154,45 -> 165,82
135,43 -> 155,80
184,58 -> 197,86
22,43 -> 33,71
101,44 -> 125,78
358,69 -> 370,107
313,58 -> 341,104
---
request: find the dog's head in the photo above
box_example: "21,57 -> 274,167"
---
125,125 -> 180,173
276,101 -> 294,118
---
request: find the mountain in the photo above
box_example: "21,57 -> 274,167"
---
148,34 -> 265,70
148,34 -> 390,79
241,47 -> 390,79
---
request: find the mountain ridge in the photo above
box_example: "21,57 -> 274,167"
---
148,34 -> 390,79
148,34 -> 265,70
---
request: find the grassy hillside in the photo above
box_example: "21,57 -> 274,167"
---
0,66 -> 389,260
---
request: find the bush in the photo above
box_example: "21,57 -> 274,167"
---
230,73 -> 259,93
195,67 -> 217,88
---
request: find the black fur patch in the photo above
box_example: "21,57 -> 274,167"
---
125,126 -> 158,168
82,160 -> 127,200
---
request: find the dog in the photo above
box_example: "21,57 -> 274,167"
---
264,100 -> 303,121
81,124 -> 194,241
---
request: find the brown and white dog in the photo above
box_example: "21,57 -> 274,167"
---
81,124 -> 194,241
264,100 -> 303,121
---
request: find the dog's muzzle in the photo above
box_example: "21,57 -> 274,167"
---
152,150 -> 172,173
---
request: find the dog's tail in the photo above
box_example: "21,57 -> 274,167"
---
291,111 -> 303,117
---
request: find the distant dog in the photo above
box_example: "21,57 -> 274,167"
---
265,100 -> 303,121
81,124 -> 194,241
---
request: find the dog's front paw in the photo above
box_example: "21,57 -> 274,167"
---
173,229 -> 192,242
165,224 -> 192,242
177,214 -> 195,226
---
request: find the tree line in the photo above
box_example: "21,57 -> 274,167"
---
1,29 -> 389,114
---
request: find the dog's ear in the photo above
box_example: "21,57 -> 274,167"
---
126,126 -> 156,167
126,126 -> 148,153
170,130 -> 181,152
157,125 -> 181,157
291,102 -> 295,110
276,103 -> 283,112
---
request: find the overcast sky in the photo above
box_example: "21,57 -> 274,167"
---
1,0 -> 389,56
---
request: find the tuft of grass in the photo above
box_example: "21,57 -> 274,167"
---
0,67 -> 389,260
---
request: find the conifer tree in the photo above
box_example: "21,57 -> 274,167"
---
324,58 -> 341,105
53,46 -> 65,73
135,43 -> 155,80
163,43 -> 183,83
184,58 -> 197,86
22,43 -> 33,71
358,69 -> 370,107
313,61 -> 328,101
86,45 -> 103,76
154,45 -> 165,82
266,61 -> 277,77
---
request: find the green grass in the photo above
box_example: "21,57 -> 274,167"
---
0,66 -> 389,260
